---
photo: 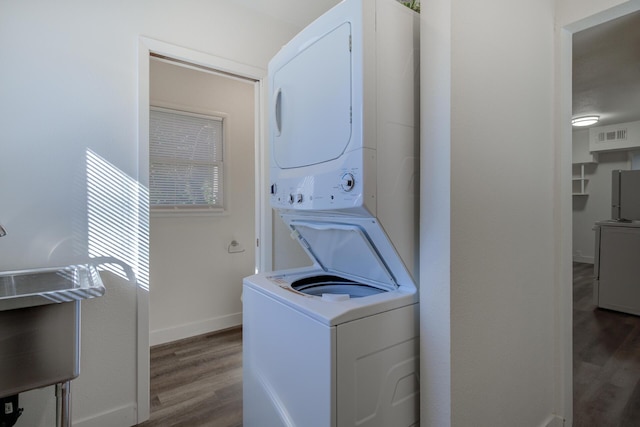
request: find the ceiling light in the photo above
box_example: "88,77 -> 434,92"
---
572,116 -> 599,127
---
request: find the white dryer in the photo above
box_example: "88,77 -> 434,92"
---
243,0 -> 420,426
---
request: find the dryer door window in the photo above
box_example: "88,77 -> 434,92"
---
272,22 -> 352,169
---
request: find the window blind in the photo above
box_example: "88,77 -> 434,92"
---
150,108 -> 224,210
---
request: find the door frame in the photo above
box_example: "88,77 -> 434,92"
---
137,36 -> 267,422
559,2 -> 640,424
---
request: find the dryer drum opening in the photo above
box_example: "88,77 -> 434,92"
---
291,274 -> 386,298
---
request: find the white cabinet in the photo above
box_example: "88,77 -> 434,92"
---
589,120 -> 640,153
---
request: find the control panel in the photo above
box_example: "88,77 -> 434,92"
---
270,166 -> 363,211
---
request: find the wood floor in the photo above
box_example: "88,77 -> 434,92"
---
135,327 -> 243,427
573,262 -> 640,426
134,264 -> 640,426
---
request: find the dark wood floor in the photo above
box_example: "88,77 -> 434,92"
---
135,327 -> 243,427
573,262 -> 640,426
135,264 -> 640,426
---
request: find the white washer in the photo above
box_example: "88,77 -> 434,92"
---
243,216 -> 419,427
243,0 -> 420,425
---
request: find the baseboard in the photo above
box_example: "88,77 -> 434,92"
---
539,414 -> 565,427
73,403 -> 137,427
572,254 -> 594,264
150,312 -> 242,346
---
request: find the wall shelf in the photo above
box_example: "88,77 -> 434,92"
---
572,162 -> 596,196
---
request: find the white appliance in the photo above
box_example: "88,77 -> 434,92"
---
594,220 -> 640,315
611,169 -> 640,221
243,0 -> 420,425
593,171 -> 640,315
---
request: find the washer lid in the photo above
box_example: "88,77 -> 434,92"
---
283,216 -> 414,292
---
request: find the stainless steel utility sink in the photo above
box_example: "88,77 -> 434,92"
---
0,264 -> 105,399
0,264 -> 105,312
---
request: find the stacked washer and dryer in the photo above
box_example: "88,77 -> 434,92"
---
243,0 -> 420,426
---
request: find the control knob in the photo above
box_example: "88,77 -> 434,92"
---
340,173 -> 355,192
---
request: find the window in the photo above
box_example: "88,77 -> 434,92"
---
149,107 -> 224,211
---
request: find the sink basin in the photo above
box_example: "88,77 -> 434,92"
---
0,264 -> 105,312
0,264 -> 105,398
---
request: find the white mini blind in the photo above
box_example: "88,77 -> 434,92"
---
150,107 -> 224,210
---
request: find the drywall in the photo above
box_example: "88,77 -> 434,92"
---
558,0 -> 635,30
235,0 -> 342,29
148,59 -> 256,345
449,1 -> 556,424
420,1 -> 452,425
421,0 -> 639,423
421,0 -> 559,425
0,1 -> 301,425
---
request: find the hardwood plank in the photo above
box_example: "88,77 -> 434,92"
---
136,327 -> 243,427
573,262 -> 640,426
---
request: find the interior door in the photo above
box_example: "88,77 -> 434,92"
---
272,22 -> 352,169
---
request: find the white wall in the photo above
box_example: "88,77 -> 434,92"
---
0,1 -> 302,426
449,1 -> 556,425
420,1 -> 452,424
422,0 -> 561,425
558,0 -> 637,31
420,1 -> 639,424
149,59 -> 256,345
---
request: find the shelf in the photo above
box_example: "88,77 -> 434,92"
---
572,163 -> 593,196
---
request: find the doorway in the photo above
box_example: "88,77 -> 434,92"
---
565,5 -> 640,425
148,56 -> 258,346
136,37 -> 267,420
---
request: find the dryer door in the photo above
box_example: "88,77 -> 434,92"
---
271,22 -> 352,169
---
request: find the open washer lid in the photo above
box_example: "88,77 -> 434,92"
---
281,214 -> 416,292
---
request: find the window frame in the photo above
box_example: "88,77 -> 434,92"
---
149,105 -> 229,216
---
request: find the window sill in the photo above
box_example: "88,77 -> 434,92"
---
150,207 -> 228,218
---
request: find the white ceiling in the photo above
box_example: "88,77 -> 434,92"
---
573,10 -> 640,127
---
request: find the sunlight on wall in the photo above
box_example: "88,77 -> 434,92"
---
86,149 -> 149,291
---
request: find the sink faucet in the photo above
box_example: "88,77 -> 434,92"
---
0,224 -> 6,237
